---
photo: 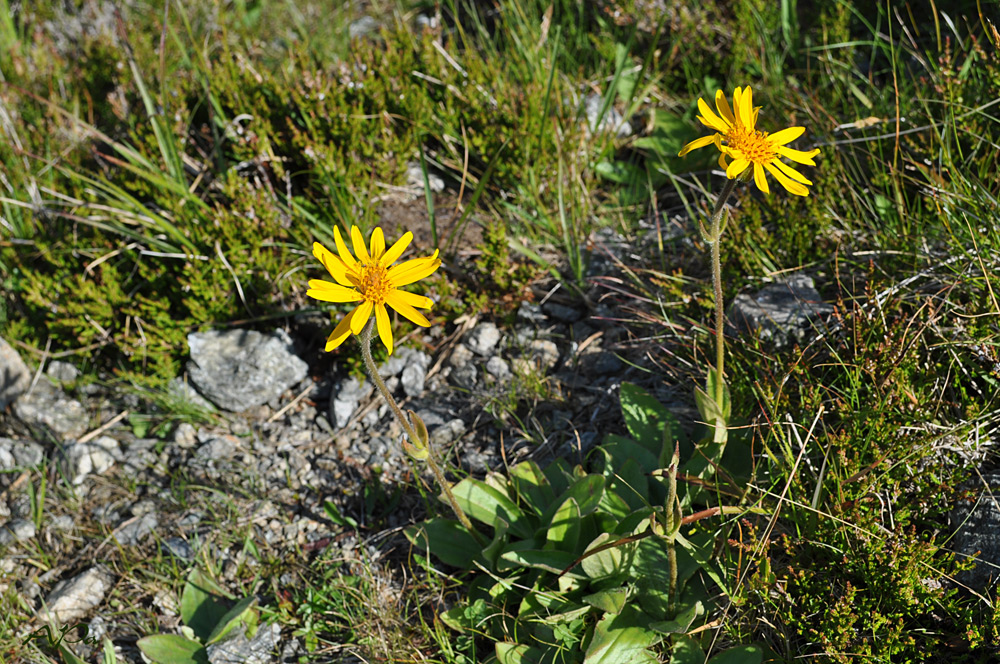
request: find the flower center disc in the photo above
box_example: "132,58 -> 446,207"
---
727,126 -> 775,163
359,264 -> 391,305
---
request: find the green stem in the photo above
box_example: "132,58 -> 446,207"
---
358,320 -> 485,546
709,178 -> 738,410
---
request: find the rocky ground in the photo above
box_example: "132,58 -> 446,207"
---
2,223 -> 994,662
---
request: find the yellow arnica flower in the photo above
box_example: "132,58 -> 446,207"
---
678,86 -> 820,196
308,225 -> 440,355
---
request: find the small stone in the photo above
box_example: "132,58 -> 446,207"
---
527,339 -> 560,372
450,364 -> 478,389
430,419 -> 466,447
584,92 -> 633,138
195,436 -> 237,463
162,537 -> 195,560
543,301 -> 583,323
63,436 -> 121,485
517,302 -> 546,325
46,360 -> 80,386
330,377 -> 372,429
728,273 -> 833,348
405,161 -> 445,193
0,519 -> 36,546
0,337 -> 31,410
13,379 -> 89,440
49,515 -> 75,531
486,357 -> 512,382
40,566 -> 114,624
114,512 -> 158,546
581,350 -> 623,376
466,322 -> 502,356
401,364 -> 426,398
447,343 -> 475,369
207,622 -> 280,664
0,438 -> 44,470
187,329 -> 308,412
172,422 -> 198,449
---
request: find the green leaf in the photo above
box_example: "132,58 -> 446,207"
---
705,369 -> 731,420
668,635 -> 706,664
205,596 -> 257,645
509,460 -> 555,516
180,569 -> 230,642
450,478 -> 533,538
136,635 -> 209,664
707,645 -> 763,664
582,588 -> 628,615
583,607 -> 659,664
607,457 -> 652,512
500,548 -> 581,575
495,642 -> 549,664
619,383 -> 678,453
405,518 -> 481,568
542,458 -> 575,497
632,536 -> 700,620
650,601 -> 704,634
595,160 -> 645,186
58,644 -> 87,664
580,533 -> 629,582
546,497 -> 581,551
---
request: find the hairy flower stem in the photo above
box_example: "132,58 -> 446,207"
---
358,321 -> 484,545
709,178 -> 738,410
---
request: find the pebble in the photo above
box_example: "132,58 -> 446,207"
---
114,512 -> 158,546
466,322 -> 502,356
486,356 -> 512,382
0,519 -> 36,546
63,436 -> 121,485
47,360 -> 80,386
40,566 -> 114,624
543,301 -> 583,323
13,379 -> 89,440
0,337 -> 31,410
207,623 -> 281,664
0,438 -> 44,470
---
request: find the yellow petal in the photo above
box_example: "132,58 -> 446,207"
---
697,97 -> 731,133
752,163 -> 770,194
333,226 -> 358,270
375,304 -> 393,355
777,146 -> 820,165
738,87 -> 754,128
772,159 -> 813,185
718,152 -> 729,170
307,279 -> 362,303
769,126 -> 805,146
764,162 -> 809,196
382,231 -> 414,265
388,288 -> 434,309
387,250 -> 441,287
350,299 -> 374,334
726,157 -> 750,179
313,242 -> 354,287
369,227 -> 385,261
351,225 -> 371,264
325,308 -> 358,351
678,133 -> 718,157
386,291 -> 432,327
715,89 -> 735,125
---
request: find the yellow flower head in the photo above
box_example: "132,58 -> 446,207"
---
678,86 -> 820,196
308,226 -> 440,355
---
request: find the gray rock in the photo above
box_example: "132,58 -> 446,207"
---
450,364 -> 478,389
63,436 -> 121,485
583,93 -> 633,138
0,438 -> 44,470
187,329 -> 308,412
207,622 -> 280,664
46,360 -> 80,386
12,379 -> 89,440
0,337 -> 31,410
168,377 -> 217,413
543,301 -> 583,323
466,322 -> 502,356
580,350 -> 623,376
40,566 -> 114,624
447,343 -> 474,370
527,339 -> 560,372
486,356 -> 512,382
0,519 -> 36,546
195,436 -> 237,463
950,471 -> 1000,592
114,512 -> 158,546
517,302 -> 546,326
430,418 -> 466,447
162,537 -> 195,560
172,422 -> 198,449
49,515 -> 75,531
405,161 -> 445,193
401,364 -> 426,398
728,274 -> 833,348
329,377 -> 372,429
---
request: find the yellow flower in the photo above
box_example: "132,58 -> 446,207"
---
308,226 -> 440,355
678,86 -> 820,196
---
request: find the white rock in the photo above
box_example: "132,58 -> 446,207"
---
64,436 -> 120,485
40,566 -> 114,624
